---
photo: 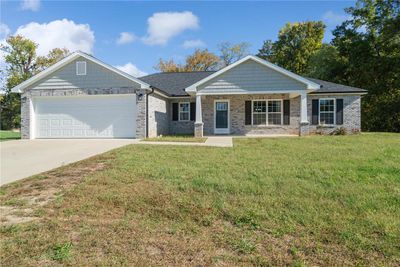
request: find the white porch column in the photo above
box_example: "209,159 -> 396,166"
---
195,94 -> 202,124
299,91 -> 310,136
300,91 -> 308,123
194,94 -> 204,137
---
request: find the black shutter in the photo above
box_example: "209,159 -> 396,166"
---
336,99 -> 343,125
312,99 -> 319,125
190,102 -> 196,121
245,101 -> 252,125
172,103 -> 178,121
283,100 -> 290,125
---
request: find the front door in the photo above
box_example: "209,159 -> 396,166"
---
214,100 -> 230,134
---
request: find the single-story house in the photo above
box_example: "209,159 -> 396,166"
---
11,51 -> 367,139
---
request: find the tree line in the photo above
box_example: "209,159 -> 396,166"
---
1,0 -> 399,132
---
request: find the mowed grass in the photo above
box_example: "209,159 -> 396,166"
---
0,130 -> 20,142
0,133 -> 399,266
144,134 -> 207,143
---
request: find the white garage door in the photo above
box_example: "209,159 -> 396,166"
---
34,95 -> 136,138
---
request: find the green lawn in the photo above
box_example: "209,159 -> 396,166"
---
0,133 -> 399,266
0,130 -> 20,142
143,134 -> 207,143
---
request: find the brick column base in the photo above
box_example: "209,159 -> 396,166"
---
194,122 -> 204,137
299,122 -> 310,136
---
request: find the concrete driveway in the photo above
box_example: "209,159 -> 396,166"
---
0,139 -> 138,186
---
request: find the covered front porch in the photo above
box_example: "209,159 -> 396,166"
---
193,91 -> 310,137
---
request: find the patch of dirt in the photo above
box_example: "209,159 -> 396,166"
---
0,158 -> 108,226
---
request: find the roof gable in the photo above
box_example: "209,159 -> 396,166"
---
186,55 -> 320,94
11,51 -> 150,93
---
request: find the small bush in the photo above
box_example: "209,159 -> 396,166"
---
331,127 -> 347,135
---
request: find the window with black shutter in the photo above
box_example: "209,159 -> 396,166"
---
172,103 -> 178,121
336,99 -> 343,125
245,101 -> 252,125
190,102 -> 196,121
283,100 -> 290,125
312,99 -> 319,125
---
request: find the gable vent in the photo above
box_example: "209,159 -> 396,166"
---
76,61 -> 87,75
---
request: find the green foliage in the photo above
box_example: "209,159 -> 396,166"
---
218,41 -> 251,66
0,36 -> 69,130
257,21 -> 325,74
156,49 -> 220,72
304,44 -> 347,83
330,0 -> 400,132
258,0 -> 399,132
0,130 -> 20,141
49,242 -> 72,262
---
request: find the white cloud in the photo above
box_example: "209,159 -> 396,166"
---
115,62 -> 147,77
116,32 -> 136,45
0,23 -> 10,38
21,0 -> 41,11
15,19 -> 95,56
143,11 -> 199,45
182,39 -> 205,49
322,11 -> 350,26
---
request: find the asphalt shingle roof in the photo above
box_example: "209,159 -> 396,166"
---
307,78 -> 367,94
139,71 -> 216,96
138,72 -> 367,96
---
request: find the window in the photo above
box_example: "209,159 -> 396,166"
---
252,101 -> 266,125
76,61 -> 86,75
179,102 -> 190,121
319,99 -> 335,125
252,100 -> 282,125
268,100 -> 282,125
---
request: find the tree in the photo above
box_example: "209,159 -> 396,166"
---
218,42 -> 250,66
257,21 -> 325,74
155,59 -> 181,72
36,48 -> 69,71
256,40 -> 275,62
331,0 -> 400,132
304,44 -> 347,83
184,49 -> 220,71
155,49 -> 220,72
0,35 -> 69,129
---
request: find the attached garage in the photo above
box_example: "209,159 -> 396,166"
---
11,51 -> 151,139
33,95 -> 136,139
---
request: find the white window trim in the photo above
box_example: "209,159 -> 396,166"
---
76,61 -> 87,76
318,98 -> 336,126
178,102 -> 190,121
251,100 -> 267,126
251,99 -> 283,126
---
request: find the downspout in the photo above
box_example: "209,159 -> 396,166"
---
145,86 -> 155,138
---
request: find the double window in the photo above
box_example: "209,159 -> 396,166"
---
319,99 -> 335,125
252,100 -> 282,125
179,102 -> 190,121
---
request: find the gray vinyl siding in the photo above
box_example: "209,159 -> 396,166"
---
29,56 -> 141,90
198,60 -> 307,93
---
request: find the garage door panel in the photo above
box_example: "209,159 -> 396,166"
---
34,95 -> 136,138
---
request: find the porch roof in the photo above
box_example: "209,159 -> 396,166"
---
138,72 -> 367,97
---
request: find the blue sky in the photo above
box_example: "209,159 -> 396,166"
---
1,1 -> 354,77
